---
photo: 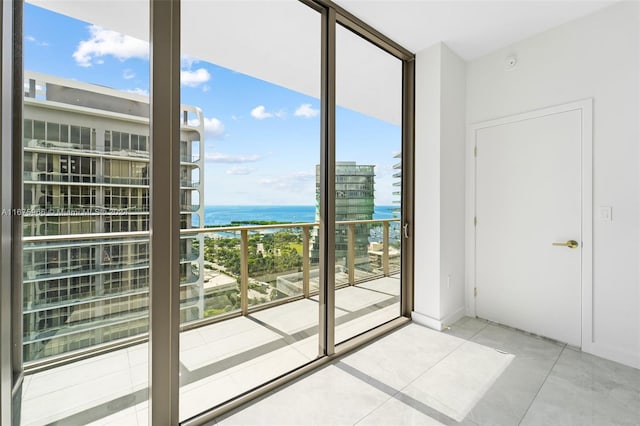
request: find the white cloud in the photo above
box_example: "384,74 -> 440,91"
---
180,68 -> 211,88
258,172 -> 315,189
124,88 -> 149,96
294,103 -> 319,118
179,55 -> 211,89
251,105 -> 273,120
204,152 -> 262,163
181,55 -> 199,69
26,35 -> 49,47
73,25 -> 149,67
122,69 -> 136,80
187,116 -> 225,139
203,117 -> 225,138
250,106 -> 286,120
226,167 -> 255,175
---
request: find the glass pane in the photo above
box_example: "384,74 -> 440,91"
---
334,24 -> 403,345
179,0 -> 321,420
21,2 -> 150,424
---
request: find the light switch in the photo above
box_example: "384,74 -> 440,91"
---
599,206 -> 612,222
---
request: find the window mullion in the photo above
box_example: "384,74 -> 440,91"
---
318,6 -> 336,357
149,0 -> 181,424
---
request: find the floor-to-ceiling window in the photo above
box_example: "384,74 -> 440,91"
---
4,1 -> 414,424
19,2 -> 151,424
178,1 -> 322,421
333,23 -> 403,345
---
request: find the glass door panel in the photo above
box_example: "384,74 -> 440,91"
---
334,24 -> 403,345
179,1 -> 321,420
21,2 -> 150,424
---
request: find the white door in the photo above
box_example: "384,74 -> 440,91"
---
475,109 -> 582,347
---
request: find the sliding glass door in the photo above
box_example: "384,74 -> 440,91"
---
19,2 -> 151,425
178,1 -> 322,421
333,24 -> 403,345
7,1 -> 413,424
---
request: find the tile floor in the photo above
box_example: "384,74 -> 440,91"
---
214,317 -> 640,426
19,277 -> 401,425
19,298 -> 640,426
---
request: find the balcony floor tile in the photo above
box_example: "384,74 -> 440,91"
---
20,278 -> 401,425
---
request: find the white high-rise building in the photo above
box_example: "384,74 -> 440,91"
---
22,72 -> 205,361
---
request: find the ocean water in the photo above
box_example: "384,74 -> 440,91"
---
204,205 -> 397,226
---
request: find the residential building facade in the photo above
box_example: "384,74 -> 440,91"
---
22,72 -> 205,361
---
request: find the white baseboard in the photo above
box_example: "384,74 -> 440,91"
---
441,306 -> 466,329
584,341 -> 640,370
411,307 -> 467,332
411,311 -> 444,331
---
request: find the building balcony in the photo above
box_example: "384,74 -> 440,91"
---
20,275 -> 401,425
180,180 -> 200,188
180,154 -> 201,164
23,137 -> 97,153
19,219 -> 402,424
180,204 -> 200,213
23,171 -> 150,187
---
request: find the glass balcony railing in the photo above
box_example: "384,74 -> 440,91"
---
180,180 -> 200,188
180,154 -> 200,163
180,204 -> 200,212
21,218 -> 400,366
23,137 -> 97,153
24,171 -> 150,187
182,218 -> 400,318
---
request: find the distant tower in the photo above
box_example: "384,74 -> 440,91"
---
311,161 -> 375,270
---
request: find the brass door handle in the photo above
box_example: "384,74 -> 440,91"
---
552,240 -> 579,249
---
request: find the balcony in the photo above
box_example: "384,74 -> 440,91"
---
19,219 -> 402,425
180,204 -> 200,213
23,137 -> 97,153
180,180 -> 200,188
23,171 -> 149,187
180,154 -> 200,164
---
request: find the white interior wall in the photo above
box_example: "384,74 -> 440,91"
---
413,43 -> 466,330
465,1 -> 639,368
414,43 -> 442,324
439,45 -> 467,323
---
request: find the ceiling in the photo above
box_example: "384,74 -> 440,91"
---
27,0 -> 618,125
334,0 -> 618,60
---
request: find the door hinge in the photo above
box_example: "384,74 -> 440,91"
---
474,287 -> 478,297
474,146 -> 477,157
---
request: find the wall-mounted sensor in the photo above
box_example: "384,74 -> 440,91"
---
505,55 -> 518,71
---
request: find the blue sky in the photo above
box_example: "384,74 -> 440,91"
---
24,3 -> 401,206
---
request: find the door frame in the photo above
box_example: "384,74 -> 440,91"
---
465,99 -> 593,349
